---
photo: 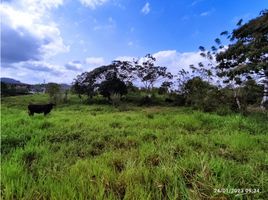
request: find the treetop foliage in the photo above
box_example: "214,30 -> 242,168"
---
216,10 -> 268,78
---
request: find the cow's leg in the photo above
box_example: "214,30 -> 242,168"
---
28,110 -> 34,116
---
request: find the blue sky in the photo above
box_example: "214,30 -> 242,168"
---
1,0 -> 267,84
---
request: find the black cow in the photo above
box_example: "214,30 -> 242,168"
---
28,103 -> 55,116
165,98 -> 174,103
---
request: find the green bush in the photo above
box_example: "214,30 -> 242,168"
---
139,95 -> 153,106
110,93 -> 121,107
240,80 -> 263,106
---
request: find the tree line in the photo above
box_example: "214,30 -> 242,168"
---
71,10 -> 267,113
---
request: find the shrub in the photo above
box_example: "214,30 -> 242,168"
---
183,77 -> 215,108
240,80 -> 263,106
139,95 -> 153,106
110,93 -> 121,107
173,94 -> 186,106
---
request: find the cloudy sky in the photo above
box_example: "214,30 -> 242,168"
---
1,0 -> 266,84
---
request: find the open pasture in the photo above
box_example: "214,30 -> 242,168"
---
1,95 -> 268,199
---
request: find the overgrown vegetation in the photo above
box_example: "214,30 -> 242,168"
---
1,94 -> 267,199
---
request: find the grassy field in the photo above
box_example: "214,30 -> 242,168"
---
1,94 -> 268,200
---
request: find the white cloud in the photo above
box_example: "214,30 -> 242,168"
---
114,56 -> 135,62
85,57 -> 105,67
191,0 -> 204,6
200,9 -> 215,17
79,0 -> 109,9
0,1 -> 69,64
153,50 -> 208,75
64,57 -> 106,72
1,0 -> 71,83
18,0 -> 63,15
1,60 -> 73,84
21,60 -> 63,72
200,11 -> 209,16
116,50 -> 208,75
62,57 -> 107,80
141,2 -> 150,15
65,61 -> 83,71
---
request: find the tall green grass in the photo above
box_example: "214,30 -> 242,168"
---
1,94 -> 268,199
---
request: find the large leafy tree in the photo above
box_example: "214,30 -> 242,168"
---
98,72 -> 127,100
72,62 -> 133,99
134,54 -> 173,91
112,60 -> 136,86
199,10 -> 268,109
72,65 -> 114,99
72,72 -> 92,99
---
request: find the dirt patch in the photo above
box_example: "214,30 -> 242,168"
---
145,154 -> 161,167
23,151 -> 38,169
182,169 -> 197,189
155,178 -> 169,199
104,179 -> 126,200
111,159 -> 125,173
89,141 -> 106,157
172,146 -> 185,158
112,139 -> 138,150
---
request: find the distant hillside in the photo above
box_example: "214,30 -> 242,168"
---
1,78 -> 71,89
1,77 -> 72,96
0,77 -> 26,85
60,83 -> 71,90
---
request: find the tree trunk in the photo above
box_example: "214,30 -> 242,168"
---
261,69 -> 268,109
234,90 -> 241,110
78,94 -> 83,103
